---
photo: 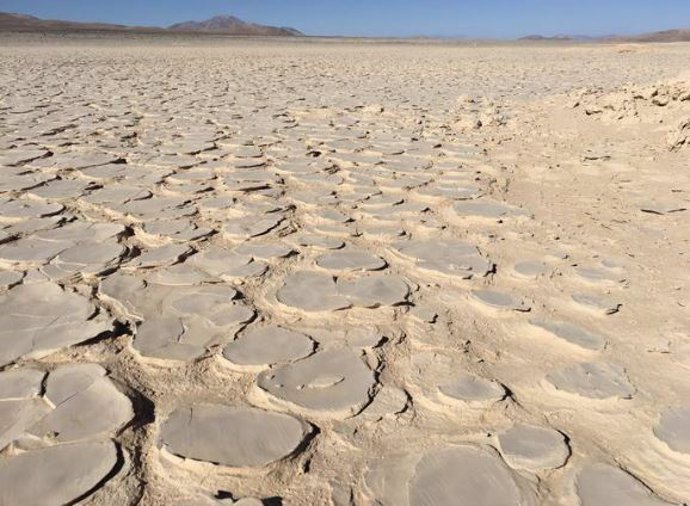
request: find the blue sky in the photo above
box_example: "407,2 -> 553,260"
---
1,0 -> 689,38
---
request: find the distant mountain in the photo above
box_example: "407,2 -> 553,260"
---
618,29 -> 690,43
0,12 -> 132,32
519,34 -> 604,42
169,15 -> 301,36
520,29 -> 690,43
2,11 -> 687,42
519,34 -> 573,41
0,12 -> 302,36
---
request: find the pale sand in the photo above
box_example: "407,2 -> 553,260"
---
0,34 -> 689,505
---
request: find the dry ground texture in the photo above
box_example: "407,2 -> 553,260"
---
0,34 -> 689,505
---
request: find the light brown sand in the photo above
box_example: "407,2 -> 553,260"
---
0,34 -> 689,505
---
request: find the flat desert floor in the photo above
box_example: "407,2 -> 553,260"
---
0,34 -> 689,505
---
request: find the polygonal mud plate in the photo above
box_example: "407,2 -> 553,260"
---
360,385 -> 410,421
146,264 -> 219,286
438,372 -> 507,405
160,404 -> 309,468
0,199 -> 64,222
497,423 -> 570,472
366,444 -> 537,505
394,239 -> 492,279
0,147 -> 49,167
102,275 -> 255,362
128,244 -> 192,269
134,302 -> 255,362
27,364 -> 133,444
0,282 -> 112,366
187,247 -> 268,280
529,319 -> 607,351
0,237 -> 69,265
337,274 -> 410,308
546,362 -> 634,400
571,293 -> 621,315
232,242 -> 294,260
0,441 -> 119,505
255,348 -> 376,418
276,271 -> 350,311
142,218 -> 212,242
289,234 -> 345,250
0,364 -> 133,450
574,266 -> 624,286
654,405 -> 690,455
222,216 -> 284,239
316,248 -> 387,273
453,200 -> 529,220
575,463 -> 672,505
408,445 -> 536,506
304,327 -> 384,349
26,178 -> 92,200
278,269 -> 409,312
0,364 -> 127,501
223,326 -> 315,370
0,368 -> 44,399
35,222 -> 124,244
42,241 -> 125,279
0,271 -> 23,290
470,289 -> 531,312
512,260 -> 548,280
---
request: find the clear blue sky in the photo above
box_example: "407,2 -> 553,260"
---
1,0 -> 689,38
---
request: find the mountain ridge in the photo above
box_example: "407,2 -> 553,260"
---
619,28 -> 690,42
0,12 -> 302,36
520,29 -> 690,43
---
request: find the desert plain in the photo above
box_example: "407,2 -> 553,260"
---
0,33 -> 689,505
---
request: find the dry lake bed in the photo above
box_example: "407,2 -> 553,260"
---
0,33 -> 689,505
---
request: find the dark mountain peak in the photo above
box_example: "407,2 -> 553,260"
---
169,15 -> 243,30
207,15 -> 244,24
168,14 -> 302,36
